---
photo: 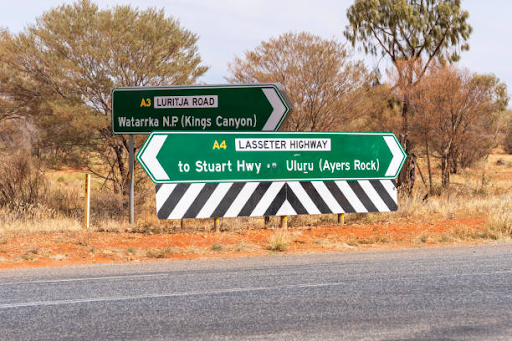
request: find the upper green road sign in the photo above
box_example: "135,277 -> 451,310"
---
136,132 -> 407,184
111,83 -> 292,134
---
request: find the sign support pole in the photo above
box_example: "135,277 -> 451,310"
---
129,135 -> 135,225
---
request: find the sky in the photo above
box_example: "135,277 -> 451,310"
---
0,0 -> 510,98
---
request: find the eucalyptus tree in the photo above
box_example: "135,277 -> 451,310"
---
344,0 -> 472,194
0,0 -> 207,194
228,32 -> 373,132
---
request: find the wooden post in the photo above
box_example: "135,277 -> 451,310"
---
214,218 -> 220,233
84,174 -> 91,229
264,216 -> 270,228
337,213 -> 345,225
280,216 -> 288,229
180,219 -> 184,229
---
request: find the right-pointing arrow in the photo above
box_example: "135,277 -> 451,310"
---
261,88 -> 287,131
383,135 -> 407,177
139,135 -> 170,181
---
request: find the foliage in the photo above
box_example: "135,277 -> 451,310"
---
227,32 -> 373,131
0,152 -> 48,208
505,118 -> 512,154
410,64 -> 508,189
344,0 -> 473,193
345,0 -> 472,70
0,0 -> 207,193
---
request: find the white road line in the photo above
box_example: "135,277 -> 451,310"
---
0,273 -> 175,287
1,270 -> 510,310
0,282 -> 353,309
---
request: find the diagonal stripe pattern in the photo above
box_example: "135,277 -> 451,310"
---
155,180 -> 397,219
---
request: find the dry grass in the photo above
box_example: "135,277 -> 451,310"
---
485,198 -> 512,240
398,194 -> 508,221
145,247 -> 179,259
0,213 -> 83,236
267,231 -> 290,252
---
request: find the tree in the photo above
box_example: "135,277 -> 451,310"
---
411,64 -> 508,190
451,74 -> 508,171
344,0 -> 472,194
505,118 -> 512,155
0,0 -> 208,193
227,32 -> 373,131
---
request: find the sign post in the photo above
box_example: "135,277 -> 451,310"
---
128,135 -> 135,225
112,83 -> 292,225
137,132 -> 407,184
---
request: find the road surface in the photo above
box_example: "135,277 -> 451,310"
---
0,244 -> 511,340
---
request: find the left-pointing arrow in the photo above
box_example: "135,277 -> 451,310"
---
139,135 -> 169,181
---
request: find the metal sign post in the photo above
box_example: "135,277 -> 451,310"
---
129,135 -> 135,225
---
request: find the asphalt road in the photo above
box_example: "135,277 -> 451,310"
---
0,244 -> 510,340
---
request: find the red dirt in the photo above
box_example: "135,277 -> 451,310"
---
0,216 -> 490,270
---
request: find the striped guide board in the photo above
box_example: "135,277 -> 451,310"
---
155,180 -> 397,219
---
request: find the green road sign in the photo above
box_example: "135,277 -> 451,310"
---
111,84 -> 292,134
137,132 -> 407,183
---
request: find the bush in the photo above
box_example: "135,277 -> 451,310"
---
0,152 -> 48,208
505,121 -> 512,154
90,190 -> 126,221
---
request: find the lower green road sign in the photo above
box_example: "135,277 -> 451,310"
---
137,132 -> 407,184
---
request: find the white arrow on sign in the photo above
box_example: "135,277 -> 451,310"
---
140,135 -> 169,181
262,88 -> 287,131
383,136 -> 407,177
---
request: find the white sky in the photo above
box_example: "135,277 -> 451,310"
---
1,0 -> 510,102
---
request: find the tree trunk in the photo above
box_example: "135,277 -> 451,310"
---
450,148 -> 458,174
426,139 -> 433,194
113,143 -> 128,196
397,99 -> 415,196
441,151 -> 450,189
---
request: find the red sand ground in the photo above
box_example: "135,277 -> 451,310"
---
0,216 -> 490,270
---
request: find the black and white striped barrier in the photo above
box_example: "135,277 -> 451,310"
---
155,180 -> 397,219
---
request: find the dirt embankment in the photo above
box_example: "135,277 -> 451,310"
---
0,215 -> 496,270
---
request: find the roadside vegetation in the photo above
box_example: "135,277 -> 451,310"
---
0,0 -> 511,268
